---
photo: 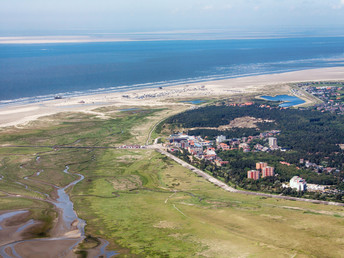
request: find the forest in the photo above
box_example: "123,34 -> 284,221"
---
162,103 -> 344,200
165,104 -> 344,159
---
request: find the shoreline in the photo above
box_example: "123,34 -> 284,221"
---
0,68 -> 303,107
0,35 -> 323,44
1,67 -> 344,128
2,34 -> 344,44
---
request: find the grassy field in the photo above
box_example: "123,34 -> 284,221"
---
0,107 -> 174,239
72,148 -> 344,257
0,103 -> 344,257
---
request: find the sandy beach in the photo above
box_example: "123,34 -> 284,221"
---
0,36 -> 133,44
1,67 -> 344,128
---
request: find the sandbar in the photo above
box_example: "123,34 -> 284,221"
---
0,67 -> 344,128
0,36 -> 132,44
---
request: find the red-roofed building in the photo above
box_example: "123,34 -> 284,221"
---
218,143 -> 230,151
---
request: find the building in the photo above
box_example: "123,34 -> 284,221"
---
247,170 -> 260,180
216,135 -> 226,143
239,143 -> 249,149
307,184 -> 327,192
203,147 -> 217,160
256,162 -> 268,170
218,143 -> 230,151
268,137 -> 278,149
262,166 -> 274,177
290,176 -> 307,191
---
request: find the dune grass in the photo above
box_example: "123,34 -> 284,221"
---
0,105 -> 343,257
72,149 -> 344,257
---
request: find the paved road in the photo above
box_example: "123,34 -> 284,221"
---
155,147 -> 344,207
0,145 -> 146,150
0,144 -> 120,149
156,148 -> 238,193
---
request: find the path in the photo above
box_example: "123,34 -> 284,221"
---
145,117 -> 166,145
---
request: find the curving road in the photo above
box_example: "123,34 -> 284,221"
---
155,146 -> 344,207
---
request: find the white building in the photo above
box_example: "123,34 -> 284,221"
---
307,184 -> 327,192
268,137 -> 278,149
216,135 -> 226,143
290,176 -> 307,191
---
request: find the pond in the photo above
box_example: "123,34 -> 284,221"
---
260,95 -> 305,107
181,99 -> 206,105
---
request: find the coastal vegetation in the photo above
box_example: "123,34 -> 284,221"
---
0,95 -> 344,256
71,148 -> 344,257
160,101 -> 344,201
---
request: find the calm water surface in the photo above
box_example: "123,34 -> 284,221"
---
1,37 -> 344,105
260,95 -> 306,107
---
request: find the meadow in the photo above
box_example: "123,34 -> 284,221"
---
0,102 -> 343,257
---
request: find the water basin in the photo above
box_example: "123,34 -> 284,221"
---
260,95 -> 305,107
181,99 -> 206,105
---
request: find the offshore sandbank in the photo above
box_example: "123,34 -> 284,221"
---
1,67 -> 344,128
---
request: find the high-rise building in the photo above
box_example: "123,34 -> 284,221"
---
262,166 -> 275,177
247,170 -> 260,180
268,137 -> 278,149
256,162 -> 268,170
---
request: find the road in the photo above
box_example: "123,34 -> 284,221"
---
155,146 -> 344,207
0,145 -> 144,150
155,147 -> 238,193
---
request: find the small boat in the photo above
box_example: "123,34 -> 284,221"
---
54,95 -> 63,99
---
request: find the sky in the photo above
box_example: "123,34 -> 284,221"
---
1,0 -> 344,36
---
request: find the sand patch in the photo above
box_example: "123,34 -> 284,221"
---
0,106 -> 39,115
186,116 -> 274,131
220,116 -> 274,129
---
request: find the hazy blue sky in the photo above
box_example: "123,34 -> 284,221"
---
1,0 -> 344,35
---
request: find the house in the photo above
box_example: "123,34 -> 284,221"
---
218,143 -> 230,151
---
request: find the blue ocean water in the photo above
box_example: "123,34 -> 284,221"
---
1,37 -> 344,105
260,95 -> 306,107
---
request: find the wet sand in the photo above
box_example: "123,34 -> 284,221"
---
14,239 -> 80,258
0,211 -> 36,247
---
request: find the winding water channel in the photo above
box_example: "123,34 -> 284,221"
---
0,166 -> 116,257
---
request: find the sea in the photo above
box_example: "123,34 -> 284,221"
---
1,37 -> 344,106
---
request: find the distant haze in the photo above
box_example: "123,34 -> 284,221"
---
1,0 -> 344,37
